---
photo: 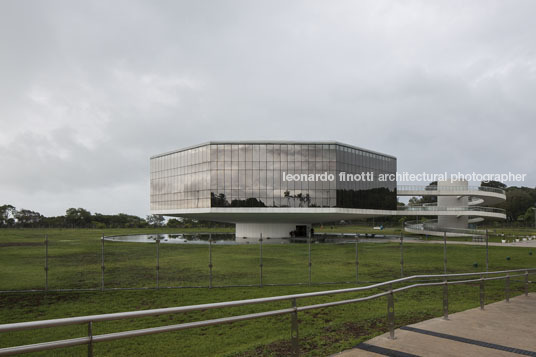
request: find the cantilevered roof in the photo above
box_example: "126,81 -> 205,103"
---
150,141 -> 396,160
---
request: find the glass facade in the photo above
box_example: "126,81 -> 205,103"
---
150,142 -> 397,211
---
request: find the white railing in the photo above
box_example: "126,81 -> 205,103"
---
397,185 -> 506,195
404,220 -> 487,236
398,205 -> 505,213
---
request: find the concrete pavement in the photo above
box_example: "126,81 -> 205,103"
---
335,293 -> 536,357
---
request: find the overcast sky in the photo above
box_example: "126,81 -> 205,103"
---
1,0 -> 535,218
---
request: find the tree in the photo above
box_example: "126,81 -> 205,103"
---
481,180 -> 507,190
0,205 -> 16,227
304,193 -> 311,207
14,209 -> 43,228
407,182 -> 437,205
295,193 -> 304,207
167,218 -> 182,228
497,187 -> 534,222
408,197 -> 420,206
283,190 -> 291,207
146,214 -> 165,227
211,193 -> 230,207
40,215 -> 66,228
65,208 -> 92,228
522,206 -> 535,226
420,181 -> 437,204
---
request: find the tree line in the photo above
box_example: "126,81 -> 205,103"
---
1,181 -> 534,229
0,206 -> 232,229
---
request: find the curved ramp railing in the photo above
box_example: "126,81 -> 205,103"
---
398,185 -> 506,195
398,185 -> 506,206
398,206 -> 505,214
397,185 -> 507,237
0,268 -> 533,356
404,219 -> 487,237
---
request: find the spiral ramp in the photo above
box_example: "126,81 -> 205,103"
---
397,181 -> 506,237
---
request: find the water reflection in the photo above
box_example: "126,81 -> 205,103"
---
103,233 -> 406,245
103,233 -> 291,245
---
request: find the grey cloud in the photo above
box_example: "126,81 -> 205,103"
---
1,0 -> 535,217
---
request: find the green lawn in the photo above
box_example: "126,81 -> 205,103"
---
1,228 -> 535,356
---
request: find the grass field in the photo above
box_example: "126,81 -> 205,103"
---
1,228 -> 535,356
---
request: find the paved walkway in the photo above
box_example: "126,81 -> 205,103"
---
410,238 -> 536,248
376,238 -> 536,248
335,293 -> 536,357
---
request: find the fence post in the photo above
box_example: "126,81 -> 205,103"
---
443,280 -> 448,320
156,239 -> 160,289
387,283 -> 395,339
525,270 -> 529,297
100,235 -> 105,291
259,233 -> 263,288
308,235 -> 312,286
480,274 -> 485,310
44,234 -> 48,292
485,229 -> 489,272
505,273 -> 510,303
290,298 -> 299,356
208,234 -> 213,289
355,235 -> 359,283
87,321 -> 93,357
400,233 -> 404,278
443,231 -> 447,274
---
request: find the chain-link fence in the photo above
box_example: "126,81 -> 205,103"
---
1,232 -> 534,293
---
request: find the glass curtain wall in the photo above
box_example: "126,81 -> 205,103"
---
209,143 -> 337,208
150,145 -> 211,211
150,143 -> 397,211
335,146 -> 397,209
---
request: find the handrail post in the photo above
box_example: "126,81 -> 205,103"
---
525,270 -> 529,297
100,235 -> 105,291
443,280 -> 448,320
308,235 -> 312,286
400,233 -> 404,278
87,321 -> 93,357
290,298 -> 299,356
208,234 -> 213,289
480,274 -> 485,310
485,229 -> 489,272
355,235 -> 359,283
44,235 -> 48,292
259,234 -> 263,288
156,239 -> 160,289
505,273 -> 510,303
443,231 -> 447,274
387,283 -> 395,339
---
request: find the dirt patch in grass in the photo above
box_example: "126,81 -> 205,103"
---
235,312 -> 437,357
0,242 -> 42,247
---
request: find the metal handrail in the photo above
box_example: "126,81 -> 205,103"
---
404,220 -> 488,236
398,205 -> 505,213
397,185 -> 506,195
0,268 -> 534,356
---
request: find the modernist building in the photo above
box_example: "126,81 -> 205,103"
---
150,141 -> 506,238
150,141 -> 397,238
